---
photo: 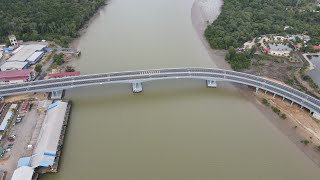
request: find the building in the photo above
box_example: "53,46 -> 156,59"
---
0,104 -> 17,133
8,35 -> 18,47
17,101 -> 68,171
26,51 -> 44,65
0,103 -> 5,115
48,71 -> 80,78
7,44 -> 46,62
0,61 -> 29,71
11,166 -> 34,180
0,69 -> 33,84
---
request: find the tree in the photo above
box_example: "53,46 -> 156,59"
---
53,53 -> 64,65
65,66 -> 75,72
35,64 -> 42,73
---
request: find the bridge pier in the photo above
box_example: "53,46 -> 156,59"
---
273,93 -> 276,98
312,112 -> 320,120
255,87 -> 259,93
206,80 -> 217,88
132,82 -> 143,93
51,90 -> 64,100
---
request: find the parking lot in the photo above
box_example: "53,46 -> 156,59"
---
0,101 -> 46,180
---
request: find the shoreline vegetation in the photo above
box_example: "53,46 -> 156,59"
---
191,0 -> 320,167
0,0 -> 107,47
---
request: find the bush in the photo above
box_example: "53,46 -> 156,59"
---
65,66 -> 75,72
280,113 -> 286,119
53,53 -> 64,65
301,140 -> 310,145
35,64 -> 42,73
262,98 -> 270,106
272,106 -> 281,115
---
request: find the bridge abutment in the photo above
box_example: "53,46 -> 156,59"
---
132,82 -> 143,93
312,112 -> 320,120
206,80 -> 217,88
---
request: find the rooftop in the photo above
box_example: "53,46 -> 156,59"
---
48,71 -> 80,77
11,166 -> 34,180
30,101 -> 68,167
8,44 -> 46,62
0,69 -> 32,78
26,51 -> 44,62
0,61 -> 29,71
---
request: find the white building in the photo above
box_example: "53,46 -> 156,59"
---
8,44 -> 46,62
8,35 -> 18,47
26,51 -> 44,64
0,61 -> 29,71
11,166 -> 34,180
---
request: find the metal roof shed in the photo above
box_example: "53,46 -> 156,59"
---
26,51 -> 44,64
11,166 -> 34,180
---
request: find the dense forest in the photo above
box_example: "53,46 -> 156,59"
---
205,0 -> 320,49
0,0 -> 106,46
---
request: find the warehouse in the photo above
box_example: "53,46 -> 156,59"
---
11,166 -> 35,180
26,51 -> 44,65
0,61 -> 29,71
7,45 -> 46,62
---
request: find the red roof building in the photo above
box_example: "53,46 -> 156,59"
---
48,71 -> 80,78
313,45 -> 320,50
0,69 -> 33,84
20,102 -> 29,111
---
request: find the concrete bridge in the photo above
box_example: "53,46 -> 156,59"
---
1,67 -> 320,119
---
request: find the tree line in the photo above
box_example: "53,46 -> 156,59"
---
205,0 -> 320,49
0,0 -> 106,46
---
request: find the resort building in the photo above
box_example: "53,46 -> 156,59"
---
26,51 -> 45,65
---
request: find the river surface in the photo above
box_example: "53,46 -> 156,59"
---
44,0 -> 320,179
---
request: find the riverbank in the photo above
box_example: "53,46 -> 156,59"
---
191,0 -> 320,167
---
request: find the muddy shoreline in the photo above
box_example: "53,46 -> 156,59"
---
191,0 -> 320,167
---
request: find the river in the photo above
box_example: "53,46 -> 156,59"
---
44,0 -> 320,179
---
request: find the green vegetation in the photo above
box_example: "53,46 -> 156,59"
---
301,139 -> 310,145
66,66 -> 75,72
262,98 -> 270,106
53,53 -> 64,65
272,106 -> 281,115
35,64 -> 42,73
225,47 -> 251,70
0,0 -> 106,46
205,0 -> 320,49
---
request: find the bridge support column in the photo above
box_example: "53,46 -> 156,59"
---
132,82 -> 143,93
273,93 -> 276,98
290,101 -> 294,106
255,87 -> 259,93
282,97 -> 285,101
312,112 -> 320,120
264,90 -> 267,94
51,90 -> 64,100
206,80 -> 217,88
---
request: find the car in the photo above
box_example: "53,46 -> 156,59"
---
15,117 -> 22,123
5,147 -> 11,152
8,143 -> 14,147
7,135 -> 16,142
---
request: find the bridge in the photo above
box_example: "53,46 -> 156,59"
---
1,67 -> 320,119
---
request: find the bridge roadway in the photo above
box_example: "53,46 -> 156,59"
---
1,67 -> 320,117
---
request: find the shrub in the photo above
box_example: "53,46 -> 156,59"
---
280,113 -> 286,119
262,98 -> 270,106
272,106 -> 281,115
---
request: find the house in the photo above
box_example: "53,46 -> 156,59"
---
0,69 -> 33,84
313,45 -> 320,51
26,51 -> 44,65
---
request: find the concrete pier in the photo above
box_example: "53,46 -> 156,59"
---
132,82 -> 143,93
51,90 -> 64,100
206,80 -> 217,88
